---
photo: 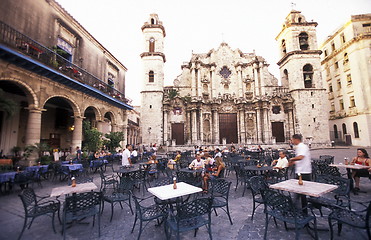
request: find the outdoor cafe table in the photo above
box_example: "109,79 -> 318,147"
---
0,171 -> 17,183
329,163 -> 370,191
61,163 -> 83,171
50,182 -> 98,197
148,182 -> 202,201
244,166 -> 273,172
115,167 -> 140,177
179,168 -> 203,174
270,179 -> 338,213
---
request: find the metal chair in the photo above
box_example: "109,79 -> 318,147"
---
131,194 -> 167,240
62,191 -> 102,240
99,169 -> 117,191
328,200 -> 371,240
102,177 -> 134,222
262,189 -> 318,240
248,175 -> 268,220
308,175 -> 351,216
165,197 -> 213,240
210,178 -> 233,225
18,188 -> 60,240
14,171 -> 33,190
128,170 -> 148,196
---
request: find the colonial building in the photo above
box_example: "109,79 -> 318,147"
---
320,14 -> 371,147
141,11 -> 330,146
127,107 -> 141,146
0,0 -> 132,156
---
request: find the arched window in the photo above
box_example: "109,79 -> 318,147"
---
149,38 -> 155,52
149,71 -> 154,83
299,32 -> 309,50
303,64 -> 313,88
333,124 -> 338,139
151,18 -> 155,24
342,123 -> 347,135
353,122 -> 359,138
298,17 -> 302,23
283,69 -> 289,83
281,39 -> 286,54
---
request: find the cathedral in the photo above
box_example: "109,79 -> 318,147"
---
140,11 -> 330,147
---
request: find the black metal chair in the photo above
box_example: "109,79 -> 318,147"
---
129,170 -> 148,196
102,177 -> 134,222
62,191 -> 102,240
18,188 -> 60,240
165,197 -> 213,240
248,175 -> 268,220
210,178 -> 233,225
262,189 -> 318,240
308,175 -> 351,216
328,200 -> 371,240
99,169 -> 117,191
14,171 -> 33,190
131,194 -> 167,240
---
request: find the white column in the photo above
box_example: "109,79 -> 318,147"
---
259,63 -> 265,96
163,110 -> 168,145
237,67 -> 242,98
256,108 -> 261,143
25,108 -> 43,146
211,67 -> 216,99
241,70 -> 246,97
253,63 -> 260,97
191,67 -> 196,97
240,110 -> 246,144
215,112 -> 220,144
199,110 -> 203,143
197,67 -> 201,98
122,110 -> 128,146
192,110 -> 197,143
72,116 -> 84,148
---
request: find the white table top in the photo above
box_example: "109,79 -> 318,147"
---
330,164 -> 370,169
50,182 -> 97,197
148,182 -> 202,200
269,179 -> 338,197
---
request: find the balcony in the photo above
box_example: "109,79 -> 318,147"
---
0,21 -> 132,110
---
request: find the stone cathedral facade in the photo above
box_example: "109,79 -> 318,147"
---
141,11 -> 330,146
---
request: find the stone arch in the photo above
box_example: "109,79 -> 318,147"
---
0,77 -> 39,108
103,111 -> 116,125
84,106 -> 102,121
42,95 -> 81,117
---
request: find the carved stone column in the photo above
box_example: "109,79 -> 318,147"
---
255,108 -> 261,143
191,67 -> 196,97
197,66 -> 201,98
211,66 -> 216,99
240,109 -> 246,144
25,108 -> 43,146
72,116 -> 84,148
199,109 -> 203,143
163,110 -> 169,145
192,110 -> 197,143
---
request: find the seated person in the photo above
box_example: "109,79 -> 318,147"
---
147,155 -> 158,178
99,150 -> 106,158
350,148 -> 370,192
94,151 -> 100,159
203,157 -> 225,192
168,151 -> 181,165
271,151 -> 289,171
203,153 -> 214,172
188,154 -> 205,169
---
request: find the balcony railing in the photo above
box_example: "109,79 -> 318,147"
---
0,21 -> 131,105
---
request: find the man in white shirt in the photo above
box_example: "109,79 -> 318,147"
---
214,148 -> 222,158
271,151 -> 289,171
189,154 -> 205,169
289,134 -> 312,181
122,144 -> 132,167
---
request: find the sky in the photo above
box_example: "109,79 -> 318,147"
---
56,0 -> 371,105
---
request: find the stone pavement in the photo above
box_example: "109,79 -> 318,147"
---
0,147 -> 370,240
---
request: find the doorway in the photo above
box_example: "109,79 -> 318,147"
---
219,113 -> 238,144
171,123 -> 185,145
272,122 -> 285,142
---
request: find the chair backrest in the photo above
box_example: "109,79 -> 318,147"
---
262,189 -> 297,218
316,175 -> 350,196
249,176 -> 268,197
176,171 -> 194,185
118,177 -> 134,193
319,155 -> 334,164
211,179 -> 231,197
19,188 -> 37,210
64,191 -> 102,214
176,198 -> 212,220
154,177 -> 172,187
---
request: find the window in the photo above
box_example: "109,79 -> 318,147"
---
334,61 -> 339,69
334,125 -> 339,139
272,106 -> 281,114
299,32 -> 309,50
340,33 -> 346,44
313,118 -> 316,122
346,74 -> 352,85
342,123 -> 347,135
337,79 -> 342,90
149,71 -> 154,82
151,18 -> 155,24
324,49 -> 328,57
281,39 -> 286,54
339,99 -> 344,110
350,96 -> 356,107
362,23 -> 371,27
149,105 -> 152,109
283,69 -> 289,83
331,42 -> 335,51
353,122 -> 359,138
303,64 -> 313,88
329,84 -> 333,92
330,102 -> 335,112
107,73 -> 115,87
312,104 -> 314,109
343,53 -> 349,65
149,38 -> 155,52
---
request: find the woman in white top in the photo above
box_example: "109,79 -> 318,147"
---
271,151 -> 289,171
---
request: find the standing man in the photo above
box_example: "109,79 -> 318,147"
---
75,146 -> 82,161
122,144 -> 132,167
214,148 -> 222,158
289,134 -> 312,181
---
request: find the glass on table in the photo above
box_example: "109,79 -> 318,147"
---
344,157 -> 349,165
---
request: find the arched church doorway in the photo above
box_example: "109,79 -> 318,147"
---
219,113 -> 238,144
171,123 -> 184,145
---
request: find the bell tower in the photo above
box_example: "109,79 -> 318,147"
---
140,14 -> 166,145
276,10 -> 330,146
